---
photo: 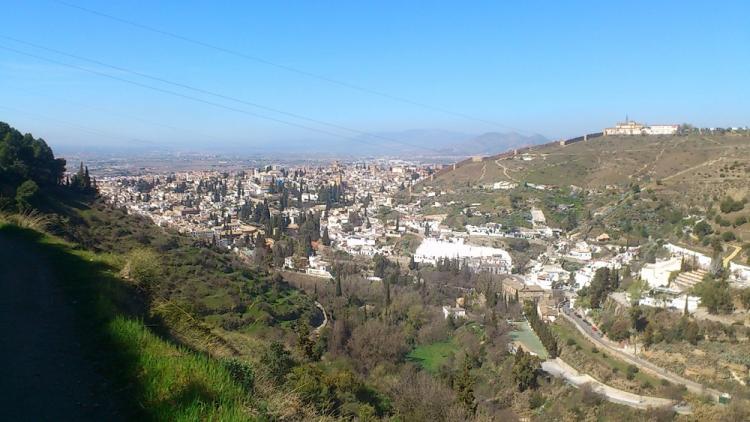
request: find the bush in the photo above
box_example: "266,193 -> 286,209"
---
222,358 -> 255,391
15,179 -> 40,210
566,338 -> 576,347
720,197 -> 745,214
528,390 -> 545,409
123,248 -> 161,287
694,220 -> 713,238
626,365 -> 639,380
722,231 -> 737,242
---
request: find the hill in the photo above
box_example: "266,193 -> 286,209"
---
421,132 -> 750,250
338,129 -> 547,157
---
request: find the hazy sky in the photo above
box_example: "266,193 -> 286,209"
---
2,0 -> 749,152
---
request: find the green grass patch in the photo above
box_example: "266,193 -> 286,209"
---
509,321 -> 548,359
407,340 -> 458,373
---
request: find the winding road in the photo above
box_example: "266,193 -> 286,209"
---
311,301 -> 328,338
561,307 -> 724,402
542,358 -> 689,413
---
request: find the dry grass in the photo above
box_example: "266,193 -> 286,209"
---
0,209 -> 50,231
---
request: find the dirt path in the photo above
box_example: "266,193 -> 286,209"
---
494,159 -> 519,182
542,358 -> 689,413
0,234 -> 123,420
661,156 -> 725,182
477,163 -> 487,182
723,245 -> 742,267
312,301 -> 328,338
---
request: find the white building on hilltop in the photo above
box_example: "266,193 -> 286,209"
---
604,119 -> 678,136
415,238 -> 512,273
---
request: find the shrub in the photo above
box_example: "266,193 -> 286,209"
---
15,179 -> 40,210
720,197 -> 745,214
528,391 -> 545,409
123,248 -> 161,288
721,231 -> 737,242
626,365 -> 639,380
222,358 -> 255,391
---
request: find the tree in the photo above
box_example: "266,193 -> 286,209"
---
512,348 -> 539,392
335,274 -> 343,297
694,279 -> 734,314
454,357 -> 477,415
261,341 -> 294,383
15,179 -> 39,210
321,227 -> 331,246
295,322 -> 317,361
347,319 -> 408,372
694,220 -> 713,239
408,255 -> 418,271
0,122 -> 66,196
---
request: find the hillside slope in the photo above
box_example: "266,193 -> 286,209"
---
431,133 -> 749,196
0,224 -> 255,420
421,132 -> 750,249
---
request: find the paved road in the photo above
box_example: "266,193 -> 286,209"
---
312,301 -> 328,337
542,358 -> 690,413
0,232 -> 123,420
561,307 -> 724,401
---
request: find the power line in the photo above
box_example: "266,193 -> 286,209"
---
0,104 -> 160,146
50,0 -> 532,135
0,43 -> 405,152
0,35 -> 438,153
8,86 -> 217,141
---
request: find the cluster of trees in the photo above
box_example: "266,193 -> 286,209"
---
524,301 -> 558,358
434,257 -> 467,274
511,348 -> 540,392
693,277 -> 734,314
317,183 -> 346,207
583,267 -> 620,308
0,122 -> 66,210
719,196 -> 746,214
68,162 -> 97,194
1,122 -> 101,211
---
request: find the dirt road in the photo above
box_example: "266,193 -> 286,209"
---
561,307 -> 724,401
542,358 -> 689,413
0,233 -> 123,420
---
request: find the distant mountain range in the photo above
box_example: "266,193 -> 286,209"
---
342,129 -> 548,158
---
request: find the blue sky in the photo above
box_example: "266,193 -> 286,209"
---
1,0 -> 749,152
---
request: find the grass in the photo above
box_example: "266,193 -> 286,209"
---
510,321 -> 549,359
0,224 -> 256,420
407,340 -> 458,373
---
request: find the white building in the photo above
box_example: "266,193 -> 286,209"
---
414,238 -> 512,272
567,242 -> 593,261
665,243 -> 712,270
640,257 -> 682,288
604,120 -> 678,136
530,207 -> 546,226
442,305 -> 467,319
